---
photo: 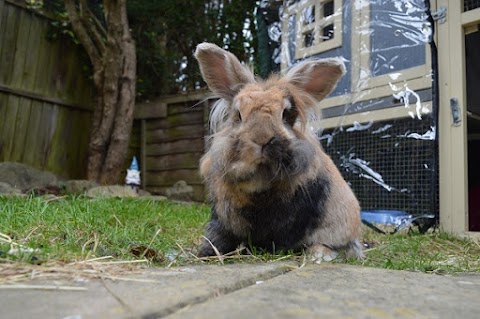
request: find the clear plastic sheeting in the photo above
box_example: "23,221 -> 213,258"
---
369,0 -> 430,77
278,0 -> 438,223
339,153 -> 399,192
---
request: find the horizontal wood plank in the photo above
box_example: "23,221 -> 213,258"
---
146,169 -> 203,185
146,124 -> 205,143
148,90 -> 210,104
146,152 -> 203,171
146,110 -> 204,130
146,138 -> 205,156
168,101 -> 204,115
134,101 -> 167,119
0,80 -> 92,112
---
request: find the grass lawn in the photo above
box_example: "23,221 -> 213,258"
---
0,196 -> 209,265
1,195 -> 480,275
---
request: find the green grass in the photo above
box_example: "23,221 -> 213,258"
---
1,195 -> 480,274
349,228 -> 480,273
0,196 -> 210,264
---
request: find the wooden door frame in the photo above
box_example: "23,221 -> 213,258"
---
437,0 -> 480,238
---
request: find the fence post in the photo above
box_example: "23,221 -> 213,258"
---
140,119 -> 146,189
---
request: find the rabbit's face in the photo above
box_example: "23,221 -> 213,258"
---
217,83 -> 316,192
195,43 -> 345,192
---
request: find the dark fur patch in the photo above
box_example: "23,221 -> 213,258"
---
200,176 -> 331,256
239,176 -> 331,251
260,137 -> 293,180
261,138 -> 314,181
198,206 -> 242,257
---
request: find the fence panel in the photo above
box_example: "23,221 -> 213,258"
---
135,92 -> 211,201
0,0 -> 94,179
0,0 -> 211,194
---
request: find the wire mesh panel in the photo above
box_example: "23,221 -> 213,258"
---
464,0 -> 480,11
320,116 -> 438,216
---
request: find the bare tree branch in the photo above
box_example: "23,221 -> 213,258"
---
64,0 -> 101,69
79,0 -> 107,54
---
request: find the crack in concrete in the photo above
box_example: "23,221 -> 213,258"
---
136,265 -> 295,319
101,277 -> 135,315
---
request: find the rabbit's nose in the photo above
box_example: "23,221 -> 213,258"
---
265,137 -> 279,146
262,137 -> 279,150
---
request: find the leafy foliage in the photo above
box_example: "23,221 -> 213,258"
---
40,0 -> 258,100
127,0 -> 258,99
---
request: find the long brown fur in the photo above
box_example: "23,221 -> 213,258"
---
195,43 -> 363,260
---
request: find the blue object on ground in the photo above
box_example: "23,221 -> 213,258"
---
361,210 -> 435,230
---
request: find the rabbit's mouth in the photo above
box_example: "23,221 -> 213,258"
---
222,135 -> 297,191
229,169 -> 278,194
225,157 -> 290,191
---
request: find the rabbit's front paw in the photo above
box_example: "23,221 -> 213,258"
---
307,244 -> 339,264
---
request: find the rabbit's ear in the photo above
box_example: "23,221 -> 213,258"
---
195,43 -> 255,99
286,58 -> 346,101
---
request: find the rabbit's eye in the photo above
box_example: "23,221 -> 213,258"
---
236,111 -> 242,122
282,96 -> 297,126
282,107 -> 298,126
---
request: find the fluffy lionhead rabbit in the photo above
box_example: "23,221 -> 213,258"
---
195,43 -> 363,261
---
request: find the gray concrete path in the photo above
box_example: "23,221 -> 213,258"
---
1,263 -> 480,319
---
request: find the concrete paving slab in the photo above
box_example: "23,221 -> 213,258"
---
0,263 -> 291,319
2,263 -> 480,319
167,264 -> 480,319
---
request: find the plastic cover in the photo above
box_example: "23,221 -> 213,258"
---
272,0 -> 438,225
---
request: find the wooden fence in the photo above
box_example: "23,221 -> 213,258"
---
0,0 -> 210,199
134,91 -> 211,201
0,0 -> 94,179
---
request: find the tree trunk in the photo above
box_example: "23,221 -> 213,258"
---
65,0 -> 136,184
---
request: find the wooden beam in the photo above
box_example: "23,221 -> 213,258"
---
140,119 -> 147,189
0,83 -> 92,111
5,0 -> 57,21
134,101 -> 167,119
462,7 -> 480,27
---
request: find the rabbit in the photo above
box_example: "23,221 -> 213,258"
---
194,42 -> 363,262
